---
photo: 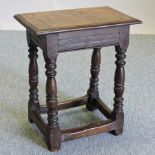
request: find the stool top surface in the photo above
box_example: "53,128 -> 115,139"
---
14,6 -> 141,35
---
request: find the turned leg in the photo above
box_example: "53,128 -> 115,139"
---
45,58 -> 61,151
28,41 -> 39,123
86,48 -> 101,111
111,45 -> 127,135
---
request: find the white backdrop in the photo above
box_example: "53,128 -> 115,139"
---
0,0 -> 155,34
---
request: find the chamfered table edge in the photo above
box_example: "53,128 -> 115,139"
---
14,6 -> 142,35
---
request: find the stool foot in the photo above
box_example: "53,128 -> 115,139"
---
28,115 -> 33,123
46,127 -> 61,152
111,128 -> 123,136
86,102 -> 96,111
87,48 -> 101,111
110,112 -> 124,136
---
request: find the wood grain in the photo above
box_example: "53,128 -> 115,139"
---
59,33 -> 120,52
14,6 -> 142,35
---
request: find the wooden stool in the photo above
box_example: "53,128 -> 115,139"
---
14,6 -> 142,152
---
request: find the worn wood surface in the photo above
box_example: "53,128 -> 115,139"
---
14,6 -> 141,35
26,25 -> 130,151
59,33 -> 120,52
61,119 -> 117,141
15,6 -> 142,152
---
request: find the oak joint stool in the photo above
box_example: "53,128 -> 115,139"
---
14,6 -> 142,152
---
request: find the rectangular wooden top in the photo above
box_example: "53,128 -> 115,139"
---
14,6 -> 142,35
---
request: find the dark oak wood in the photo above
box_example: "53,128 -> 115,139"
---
27,34 -> 40,123
14,6 -> 142,152
86,48 -> 101,111
94,98 -> 112,119
45,57 -> 61,151
58,26 -> 119,39
40,95 -> 88,114
29,110 -> 47,137
59,33 -> 120,52
111,26 -> 129,135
